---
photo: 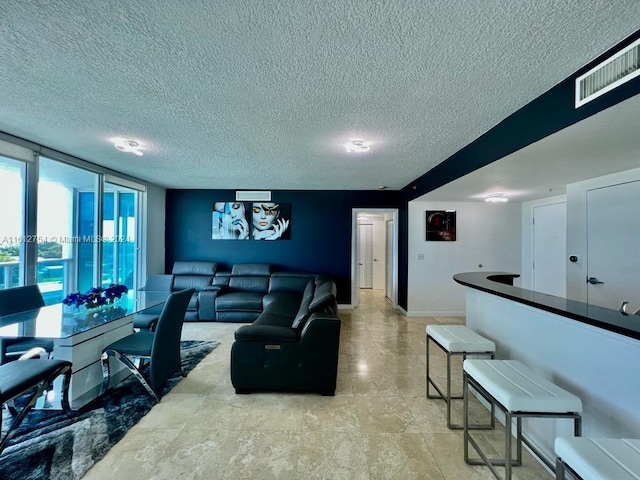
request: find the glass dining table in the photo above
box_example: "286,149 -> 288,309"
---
0,290 -> 169,410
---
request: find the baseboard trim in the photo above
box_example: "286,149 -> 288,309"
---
405,310 -> 465,317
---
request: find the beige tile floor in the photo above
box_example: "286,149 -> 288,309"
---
84,289 -> 552,480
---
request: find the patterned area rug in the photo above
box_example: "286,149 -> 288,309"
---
0,340 -> 218,480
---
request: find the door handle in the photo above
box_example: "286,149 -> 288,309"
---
586,276 -> 604,285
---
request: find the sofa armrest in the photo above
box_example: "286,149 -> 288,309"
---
234,325 -> 297,342
299,314 -> 341,354
198,289 -> 221,321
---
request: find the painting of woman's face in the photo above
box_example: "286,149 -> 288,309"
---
252,203 -> 280,231
212,202 -> 249,239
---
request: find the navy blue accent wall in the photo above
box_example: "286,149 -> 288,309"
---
165,189 -> 400,304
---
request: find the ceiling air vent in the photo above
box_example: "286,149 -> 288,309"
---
236,191 -> 271,202
576,38 -> 640,108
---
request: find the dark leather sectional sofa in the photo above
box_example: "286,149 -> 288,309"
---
162,261 -> 341,395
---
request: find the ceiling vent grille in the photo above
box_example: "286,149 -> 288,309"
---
236,190 -> 271,202
576,38 -> 640,108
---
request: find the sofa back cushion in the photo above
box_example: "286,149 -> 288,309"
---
173,275 -> 214,291
268,272 -> 316,294
229,276 -> 270,293
309,281 -> 337,313
302,279 -> 315,302
172,261 -> 218,276
231,263 -> 272,276
213,272 -> 231,286
291,291 -> 314,331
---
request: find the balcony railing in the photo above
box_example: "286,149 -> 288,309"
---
0,258 -> 74,305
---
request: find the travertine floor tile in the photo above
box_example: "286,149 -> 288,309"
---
83,289 -> 553,480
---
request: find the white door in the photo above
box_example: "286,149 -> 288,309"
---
357,223 -> 373,288
586,180 -> 640,310
533,202 -> 566,297
385,219 -> 393,300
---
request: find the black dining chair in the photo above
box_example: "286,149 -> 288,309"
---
0,285 -> 55,365
0,354 -> 72,454
101,288 -> 194,402
133,274 -> 175,331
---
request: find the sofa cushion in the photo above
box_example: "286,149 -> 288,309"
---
309,281 -> 337,313
173,275 -> 214,291
217,311 -> 261,323
253,311 -> 297,328
234,324 -> 297,342
216,291 -> 264,312
212,272 -> 231,286
187,291 -> 199,310
172,261 -> 218,276
302,279 -> 315,302
231,263 -> 272,276
268,272 -> 316,293
262,292 -> 301,317
292,293 -> 313,331
228,276 -> 270,293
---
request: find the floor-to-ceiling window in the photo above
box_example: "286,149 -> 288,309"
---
37,157 -> 100,304
0,137 -> 146,302
0,152 -> 27,289
102,183 -> 139,289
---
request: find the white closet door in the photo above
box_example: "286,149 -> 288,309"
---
586,180 -> 640,310
357,223 -> 373,289
533,202 -> 566,297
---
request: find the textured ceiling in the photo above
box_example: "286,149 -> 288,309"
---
0,1 -> 638,190
421,94 -> 640,203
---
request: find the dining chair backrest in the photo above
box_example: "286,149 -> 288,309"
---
149,288 -> 194,391
0,285 -> 46,317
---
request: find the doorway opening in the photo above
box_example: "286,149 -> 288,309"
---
351,208 -> 399,309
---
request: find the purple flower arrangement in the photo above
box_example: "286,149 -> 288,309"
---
63,284 -> 129,309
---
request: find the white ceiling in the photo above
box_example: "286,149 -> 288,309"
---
0,1 -> 638,191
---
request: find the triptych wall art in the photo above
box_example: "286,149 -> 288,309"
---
425,210 -> 456,241
212,202 -> 291,240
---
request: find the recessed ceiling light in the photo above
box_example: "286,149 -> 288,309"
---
345,140 -> 370,153
485,193 -> 508,203
112,138 -> 144,156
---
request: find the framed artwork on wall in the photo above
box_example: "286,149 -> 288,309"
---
426,210 -> 456,241
251,202 -> 290,240
212,201 -> 291,240
212,202 -> 250,239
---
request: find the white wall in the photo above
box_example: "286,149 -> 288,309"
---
407,200 -> 522,316
142,183 -> 166,282
566,166 -> 640,302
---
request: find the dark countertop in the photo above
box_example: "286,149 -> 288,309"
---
453,271 -> 640,341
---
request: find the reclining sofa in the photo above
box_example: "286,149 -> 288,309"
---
159,261 -> 341,395
230,274 -> 341,395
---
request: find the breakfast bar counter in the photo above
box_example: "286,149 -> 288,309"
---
453,271 -> 640,467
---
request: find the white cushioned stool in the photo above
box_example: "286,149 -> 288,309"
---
426,325 -> 496,429
555,437 -> 640,480
463,359 -> 583,480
